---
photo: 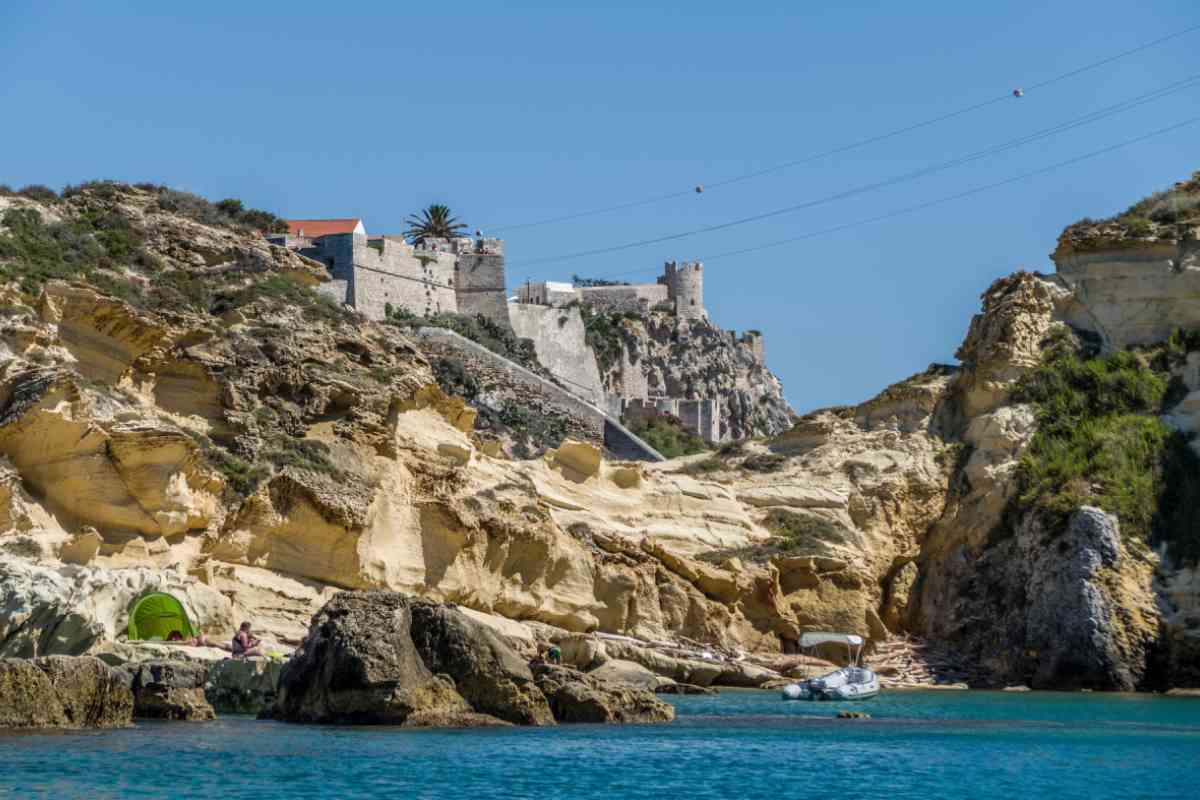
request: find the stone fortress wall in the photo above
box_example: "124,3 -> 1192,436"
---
516,260 -> 741,442
413,327 -> 663,461
279,220 -> 744,448
619,398 -> 720,442
508,303 -> 605,405
516,260 -> 707,319
291,232 -> 509,327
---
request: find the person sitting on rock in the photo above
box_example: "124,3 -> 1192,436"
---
232,621 -> 264,658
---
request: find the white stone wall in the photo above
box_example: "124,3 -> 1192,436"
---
508,303 -> 605,404
576,284 -> 668,314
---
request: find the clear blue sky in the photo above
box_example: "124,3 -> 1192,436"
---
3,1 -> 1197,412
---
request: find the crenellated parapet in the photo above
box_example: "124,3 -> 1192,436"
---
278,222 -> 512,329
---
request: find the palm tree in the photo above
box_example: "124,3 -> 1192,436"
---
404,204 -> 467,243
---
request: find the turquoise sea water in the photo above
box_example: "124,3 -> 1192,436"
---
2,690 -> 1198,799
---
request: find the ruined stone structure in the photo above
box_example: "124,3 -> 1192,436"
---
272,222 -> 510,328
732,331 -> 765,366
617,398 -> 720,443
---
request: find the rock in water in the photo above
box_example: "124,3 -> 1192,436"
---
532,663 -> 675,724
0,656 -> 133,729
205,658 -> 283,715
406,599 -> 555,725
654,683 -> 718,695
126,660 -> 216,721
269,592 -> 490,725
588,658 -> 672,690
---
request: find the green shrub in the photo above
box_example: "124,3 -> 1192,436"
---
493,401 -> 569,458
742,452 -> 786,473
154,187 -> 287,234
578,305 -> 639,372
679,457 -> 723,475
62,180 -> 127,200
386,308 -> 539,370
1012,339 -> 1200,564
432,356 -> 479,400
626,415 -> 708,459
0,207 -> 115,294
16,185 -> 58,203
697,509 -> 851,564
766,509 -> 851,551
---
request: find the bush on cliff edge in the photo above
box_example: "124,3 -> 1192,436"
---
1012,331 -> 1200,565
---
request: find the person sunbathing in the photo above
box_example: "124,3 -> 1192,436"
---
165,630 -> 232,651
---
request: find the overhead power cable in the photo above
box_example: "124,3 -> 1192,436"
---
507,75 -> 1200,269
585,114 -> 1200,281
484,23 -> 1200,233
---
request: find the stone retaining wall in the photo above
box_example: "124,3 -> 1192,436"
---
413,328 -> 663,461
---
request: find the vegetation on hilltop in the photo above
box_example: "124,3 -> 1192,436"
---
1011,328 -> 1200,565
1059,170 -> 1200,253
0,202 -> 342,322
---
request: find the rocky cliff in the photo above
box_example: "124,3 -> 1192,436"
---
0,177 -> 1198,692
591,308 -> 793,440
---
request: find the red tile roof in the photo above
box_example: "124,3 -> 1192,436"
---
286,218 -> 364,238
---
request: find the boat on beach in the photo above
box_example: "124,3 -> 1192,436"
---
781,632 -> 880,701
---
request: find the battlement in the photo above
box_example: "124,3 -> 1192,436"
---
619,397 -> 721,443
518,259 -> 707,318
730,329 -> 765,365
279,224 -> 511,328
657,259 -> 705,319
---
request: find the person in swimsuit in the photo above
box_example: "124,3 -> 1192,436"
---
232,621 -> 264,658
166,629 -> 233,651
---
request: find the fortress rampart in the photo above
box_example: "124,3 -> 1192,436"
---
516,260 -> 708,319
284,231 -> 512,329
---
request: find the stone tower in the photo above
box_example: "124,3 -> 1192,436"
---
453,238 -> 512,331
661,260 -> 705,319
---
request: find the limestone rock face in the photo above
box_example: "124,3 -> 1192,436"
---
0,559 -> 232,658
1023,508 -> 1153,690
0,656 -> 133,729
2,180 -> 1198,692
1054,240 -> 1200,349
532,663 -> 674,724
930,508 -> 1159,690
599,312 -> 793,440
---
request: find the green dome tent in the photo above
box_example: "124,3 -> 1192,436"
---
127,592 -> 196,641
